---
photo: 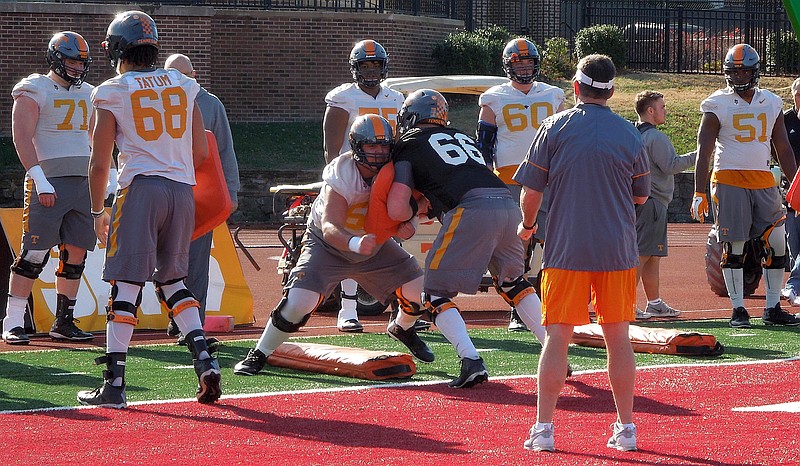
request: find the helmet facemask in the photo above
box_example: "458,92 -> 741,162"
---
349,40 -> 389,88
724,66 -> 759,93
723,44 -> 760,93
46,32 -> 92,87
349,114 -> 395,174
502,39 -> 540,85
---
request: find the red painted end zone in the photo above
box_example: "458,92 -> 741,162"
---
3,359 -> 798,465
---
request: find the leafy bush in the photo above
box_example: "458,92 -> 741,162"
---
432,25 -> 539,76
540,37 -> 575,80
574,24 -> 628,69
766,30 -> 800,74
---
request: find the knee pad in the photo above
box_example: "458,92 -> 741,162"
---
110,280 -> 144,307
11,249 -> 50,279
395,287 -> 424,317
492,275 -> 536,307
154,278 -> 199,318
270,292 -> 320,333
762,222 -> 787,269
720,242 -> 745,269
55,246 -> 86,280
421,292 -> 457,323
106,300 -> 139,326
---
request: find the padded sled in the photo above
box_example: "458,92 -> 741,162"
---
193,131 -> 232,241
268,342 -> 416,380
572,324 -> 725,356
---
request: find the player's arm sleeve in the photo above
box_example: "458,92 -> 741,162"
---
475,120 -> 498,166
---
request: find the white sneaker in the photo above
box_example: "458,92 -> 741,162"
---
784,288 -> 800,306
645,300 -> 681,317
635,308 -> 651,320
524,423 -> 555,452
607,422 -> 637,451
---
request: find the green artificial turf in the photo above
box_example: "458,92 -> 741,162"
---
0,320 -> 797,412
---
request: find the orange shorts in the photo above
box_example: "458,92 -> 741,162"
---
540,267 -> 636,325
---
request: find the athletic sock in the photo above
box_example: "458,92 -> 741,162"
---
255,319 -> 291,357
515,293 -> 546,344
106,311 -> 135,354
393,308 -> 418,330
2,295 -> 27,332
338,279 -> 358,322
434,307 -> 479,360
722,267 -> 745,309
764,268 -> 784,308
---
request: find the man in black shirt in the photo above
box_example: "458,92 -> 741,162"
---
386,89 -> 545,388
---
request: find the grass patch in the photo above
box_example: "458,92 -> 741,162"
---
0,320 -> 797,411
3,73 -> 793,172
226,73 -> 795,170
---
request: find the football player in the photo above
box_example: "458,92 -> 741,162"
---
233,114 -> 434,377
386,89 -> 544,389
323,40 -> 406,333
78,10 -> 219,408
2,31 -> 96,345
693,43 -> 800,328
477,38 -> 565,333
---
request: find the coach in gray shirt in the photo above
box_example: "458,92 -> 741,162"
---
164,53 -> 240,338
633,90 -> 694,319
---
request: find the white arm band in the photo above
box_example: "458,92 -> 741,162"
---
106,168 -> 119,197
27,165 -> 55,194
348,236 -> 363,254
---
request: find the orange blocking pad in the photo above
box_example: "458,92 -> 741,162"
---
268,342 -> 416,380
572,323 -> 725,356
203,315 -> 235,333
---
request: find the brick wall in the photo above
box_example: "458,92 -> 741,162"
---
0,3 -> 462,136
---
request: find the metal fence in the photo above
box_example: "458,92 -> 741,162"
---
53,0 -> 461,16
48,0 -> 799,73
561,0 -> 799,74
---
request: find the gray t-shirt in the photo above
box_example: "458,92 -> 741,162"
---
513,103 -> 651,271
637,123 -> 694,208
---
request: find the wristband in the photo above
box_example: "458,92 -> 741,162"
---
27,165 -> 55,194
91,209 -> 105,218
348,236 -> 362,253
523,221 -> 537,231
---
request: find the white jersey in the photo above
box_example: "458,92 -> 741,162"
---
311,154 -> 369,236
479,81 -> 564,183
11,74 -> 94,177
325,83 -> 404,156
701,87 -> 782,175
91,68 -> 201,189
